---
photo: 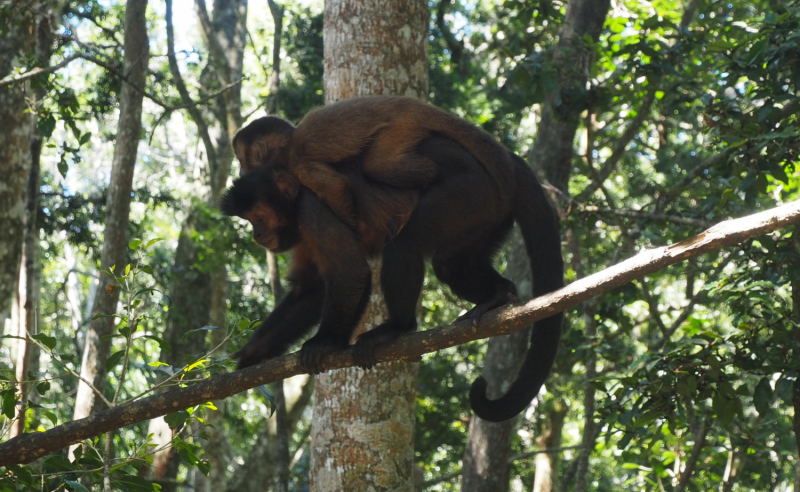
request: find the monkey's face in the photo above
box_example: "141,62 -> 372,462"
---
244,201 -> 291,251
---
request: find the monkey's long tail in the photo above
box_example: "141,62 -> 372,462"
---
468,156 -> 565,422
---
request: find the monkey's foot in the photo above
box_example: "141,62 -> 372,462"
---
456,291 -> 519,326
353,323 -> 413,369
299,336 -> 348,374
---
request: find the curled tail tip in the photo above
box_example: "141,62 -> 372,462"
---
469,376 -> 522,423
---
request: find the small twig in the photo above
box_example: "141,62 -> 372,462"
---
25,332 -> 113,409
638,278 -> 669,337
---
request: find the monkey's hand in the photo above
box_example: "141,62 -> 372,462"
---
299,335 -> 348,374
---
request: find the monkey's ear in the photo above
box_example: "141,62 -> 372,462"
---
274,170 -> 300,199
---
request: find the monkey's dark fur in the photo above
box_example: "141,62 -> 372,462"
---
223,124 -> 564,422
233,96 -> 517,233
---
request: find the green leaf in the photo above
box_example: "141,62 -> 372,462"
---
37,114 -> 56,138
145,237 -> 164,249
7,464 -> 33,486
32,333 -> 57,350
57,158 -> 69,178
43,410 -> 58,426
142,335 -> 172,355
110,475 -> 155,492
2,391 -> 16,418
65,480 -> 91,492
164,410 -> 189,430
129,239 -> 142,250
36,381 -> 51,395
185,359 -> 209,372
106,350 -> 125,371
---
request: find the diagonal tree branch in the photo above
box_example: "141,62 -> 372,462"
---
1,200 -> 800,466
0,53 -> 82,88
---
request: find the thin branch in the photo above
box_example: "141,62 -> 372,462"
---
0,54 -> 82,87
675,419 -> 710,492
25,333 -> 113,409
0,48 -> 241,113
638,278 -> 669,337
2,200 -> 800,465
577,87 -> 658,201
577,205 -> 711,228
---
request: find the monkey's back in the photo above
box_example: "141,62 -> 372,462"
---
290,96 -> 517,192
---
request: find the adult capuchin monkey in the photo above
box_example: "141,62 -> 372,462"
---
232,96 -> 517,234
222,126 -> 564,422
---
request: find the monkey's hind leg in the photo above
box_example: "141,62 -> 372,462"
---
352,239 -> 425,369
433,252 -> 518,327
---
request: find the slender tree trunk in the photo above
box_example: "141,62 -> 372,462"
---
226,376 -> 314,492
527,0 -> 611,192
9,111 -> 44,439
149,0 -> 246,486
462,230 -> 531,492
532,403 -> 568,492
72,0 -> 150,424
310,1 -> 428,490
0,8 -> 35,315
792,227 -> 800,492
521,2 -> 611,489
573,310 -> 597,492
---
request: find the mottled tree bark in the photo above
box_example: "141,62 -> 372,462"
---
311,1 -> 428,490
72,0 -> 150,423
9,114 -> 44,439
8,5 -> 52,438
0,8 -> 36,315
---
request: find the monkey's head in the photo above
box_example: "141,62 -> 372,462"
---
233,117 -> 296,175
221,167 -> 301,252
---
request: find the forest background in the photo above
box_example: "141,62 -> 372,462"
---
1,0 -> 800,491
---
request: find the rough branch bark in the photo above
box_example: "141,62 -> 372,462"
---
2,200 -> 800,465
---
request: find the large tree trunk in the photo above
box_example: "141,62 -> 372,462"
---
71,0 -> 150,424
310,1 -> 428,490
0,8 -> 36,315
